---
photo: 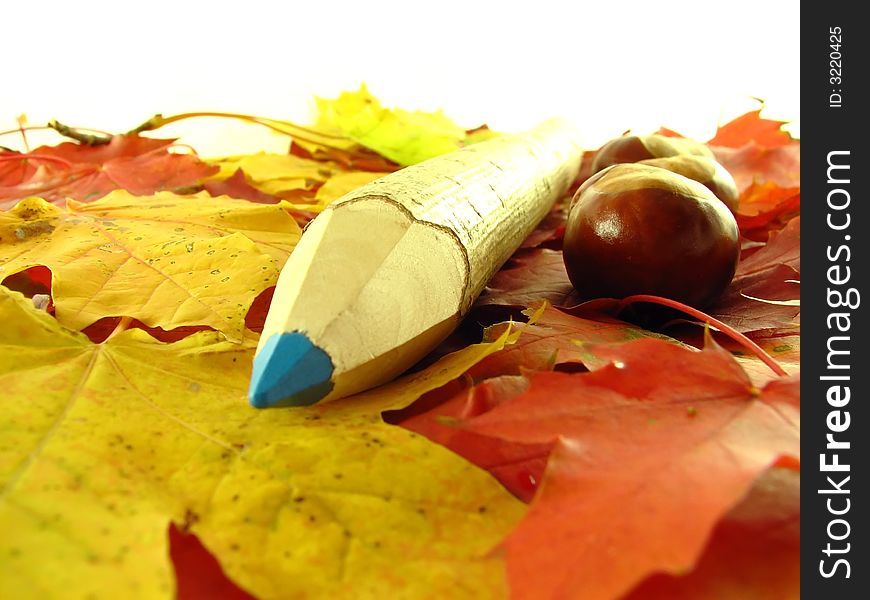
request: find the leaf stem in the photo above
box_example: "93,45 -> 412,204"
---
125,111 -> 355,150
104,316 -> 133,343
616,294 -> 788,377
48,120 -> 112,146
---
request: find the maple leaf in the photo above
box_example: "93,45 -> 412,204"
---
477,248 -> 580,309
289,137 -> 400,173
0,287 -> 524,599
711,143 -> 800,193
397,376 -> 552,503
170,524 -> 254,600
708,110 -> 796,149
204,154 -> 391,215
315,84 -> 473,166
470,303 -> 686,379
203,169 -> 283,205
313,171 -> 392,207
460,336 -> 799,600
735,182 -> 800,241
205,153 -> 334,199
625,467 -> 799,599
518,205 -> 567,249
724,330 -> 799,388
0,135 -> 217,208
0,191 -> 299,341
710,216 -> 800,333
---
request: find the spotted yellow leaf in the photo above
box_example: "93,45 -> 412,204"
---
0,288 -> 523,599
0,191 -> 300,341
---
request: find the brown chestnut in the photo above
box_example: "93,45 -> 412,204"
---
591,134 -> 714,173
638,155 -> 739,214
563,163 -> 739,308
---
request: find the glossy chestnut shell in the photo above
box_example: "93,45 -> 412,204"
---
563,163 -> 740,308
591,134 -> 714,173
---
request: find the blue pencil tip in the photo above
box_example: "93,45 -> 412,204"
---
248,332 -> 334,408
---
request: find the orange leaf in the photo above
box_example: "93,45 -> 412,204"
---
625,467 -> 799,599
463,338 -> 799,600
708,110 -> 796,149
712,143 -> 800,192
0,135 -> 217,208
736,182 -> 800,240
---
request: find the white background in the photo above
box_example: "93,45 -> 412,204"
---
3,0 -> 799,157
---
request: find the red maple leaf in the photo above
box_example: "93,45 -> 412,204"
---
710,217 -> 800,333
461,337 -> 799,600
476,248 -> 579,309
395,376 -> 552,503
169,524 -> 254,600
736,182 -> 800,240
708,110 -> 796,149
469,304 -> 679,379
625,467 -> 799,599
712,143 -> 800,193
0,135 -> 218,208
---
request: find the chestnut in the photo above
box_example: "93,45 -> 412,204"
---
638,155 -> 739,214
563,163 -> 740,308
591,134 -> 714,173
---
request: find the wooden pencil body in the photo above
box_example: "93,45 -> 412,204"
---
256,120 -> 583,403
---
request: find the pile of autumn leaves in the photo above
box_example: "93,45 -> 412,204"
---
0,90 -> 799,600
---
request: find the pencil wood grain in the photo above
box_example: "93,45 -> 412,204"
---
251,120 -> 583,406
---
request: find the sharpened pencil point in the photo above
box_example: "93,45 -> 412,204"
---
248,332 -> 334,408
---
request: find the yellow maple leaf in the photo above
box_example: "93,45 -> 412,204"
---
316,84 -> 469,167
206,152 -> 336,197
0,191 -> 300,341
313,171 -> 392,208
0,288 -> 523,600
